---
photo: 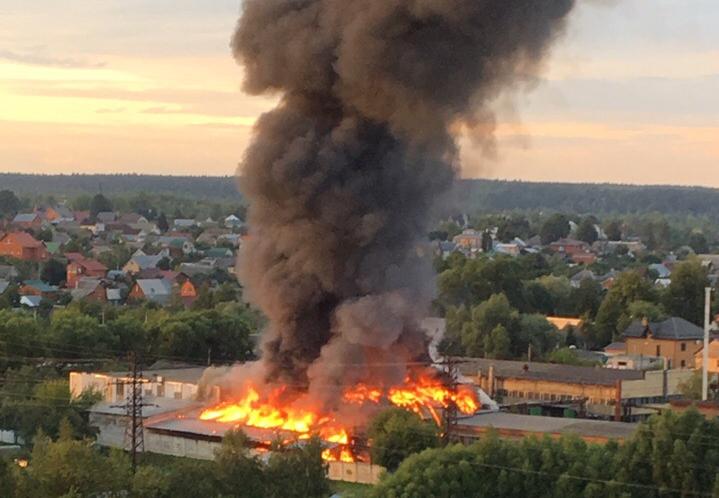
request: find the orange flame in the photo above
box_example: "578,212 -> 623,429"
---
198,372 -> 478,462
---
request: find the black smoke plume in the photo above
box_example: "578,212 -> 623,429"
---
235,0 -> 576,400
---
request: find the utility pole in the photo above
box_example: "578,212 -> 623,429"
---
441,356 -> 459,446
702,287 -> 713,401
111,352 -> 151,473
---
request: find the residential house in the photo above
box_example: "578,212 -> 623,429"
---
173,219 -> 197,230
96,212 -> 117,224
20,295 -> 42,308
546,316 -> 583,332
224,214 -> 243,228
0,232 -> 49,262
453,229 -> 483,252
178,261 -> 216,278
624,317 -> 704,369
494,242 -> 522,257
549,238 -> 590,256
70,278 -> 108,302
122,255 -> 164,275
11,213 -> 43,229
603,342 -> 627,357
158,236 -> 195,257
44,206 -> 74,224
571,252 -> 597,265
128,279 -> 172,306
180,279 -> 198,306
436,240 -> 458,259
64,252 -> 86,263
570,269 -> 596,289
67,258 -> 108,288
20,280 -> 59,300
204,247 -> 234,259
649,263 -> 672,279
217,233 -> 242,247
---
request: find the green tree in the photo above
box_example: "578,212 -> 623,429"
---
41,258 -> 66,286
688,232 -> 709,254
663,259 -> 709,325
594,270 -> 657,346
497,216 -> 531,242
14,434 -> 130,497
157,212 -> 169,233
484,324 -> 512,359
540,214 -> 570,245
604,220 -> 623,241
214,429 -> 267,498
89,193 -> 112,218
367,408 -> 439,472
576,217 -> 599,244
265,437 -> 330,498
0,190 -> 21,218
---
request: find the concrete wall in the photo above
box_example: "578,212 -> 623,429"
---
621,369 -> 693,400
145,432 -> 220,460
327,461 -> 385,485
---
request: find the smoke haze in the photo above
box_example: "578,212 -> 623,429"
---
234,0 -> 576,402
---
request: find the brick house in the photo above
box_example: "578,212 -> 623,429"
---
20,280 -> 59,300
67,258 -> 108,288
549,238 -> 590,256
624,317 -> 704,369
0,232 -> 49,262
11,213 -> 43,229
452,229 -> 484,251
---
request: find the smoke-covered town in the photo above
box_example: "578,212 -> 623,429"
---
1,1 -> 719,497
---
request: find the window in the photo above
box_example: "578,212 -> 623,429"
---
656,345 -> 661,356
680,360 -> 686,368
681,342 -> 686,352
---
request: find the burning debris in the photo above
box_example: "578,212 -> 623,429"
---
200,0 -> 576,459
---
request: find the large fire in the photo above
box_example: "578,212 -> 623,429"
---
199,372 -> 479,462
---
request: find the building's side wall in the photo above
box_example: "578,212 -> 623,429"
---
626,337 -> 700,369
145,432 -> 220,460
327,461 -> 385,485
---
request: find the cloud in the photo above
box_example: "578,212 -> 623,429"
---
0,49 -> 106,69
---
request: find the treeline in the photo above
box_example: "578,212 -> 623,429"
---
457,179 -> 719,218
0,304 -> 257,368
5,174 -> 719,217
0,428 -> 330,498
0,174 -> 241,200
373,408 -> 719,498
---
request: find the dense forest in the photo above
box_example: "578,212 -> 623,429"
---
4,174 -> 719,217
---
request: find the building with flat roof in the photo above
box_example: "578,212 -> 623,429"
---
455,412 -> 637,445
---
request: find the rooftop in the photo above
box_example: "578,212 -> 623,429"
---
624,317 -> 704,341
457,357 -> 644,386
457,412 -> 637,441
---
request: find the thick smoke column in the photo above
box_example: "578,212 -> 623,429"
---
235,0 -> 575,399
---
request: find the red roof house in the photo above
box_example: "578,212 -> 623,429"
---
0,232 -> 49,262
66,258 -> 108,288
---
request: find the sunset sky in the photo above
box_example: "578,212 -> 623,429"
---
1,0 -> 717,186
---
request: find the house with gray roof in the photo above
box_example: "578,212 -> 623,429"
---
122,255 -> 164,275
624,317 -> 704,369
129,279 -> 172,305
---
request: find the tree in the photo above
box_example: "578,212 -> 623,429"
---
594,270 -> 657,346
13,434 -> 130,497
539,214 -> 570,245
604,220 -> 622,241
89,194 -> 112,218
367,408 -> 439,472
214,429 -> 267,498
157,212 -> 169,233
496,216 -> 530,243
41,258 -> 66,286
0,190 -> 21,218
663,259 -> 709,325
688,232 -> 709,254
576,218 -> 598,244
265,437 -> 330,498
484,324 -> 511,359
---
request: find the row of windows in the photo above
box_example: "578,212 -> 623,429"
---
497,389 -> 614,405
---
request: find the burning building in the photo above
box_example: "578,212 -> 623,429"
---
195,0 -> 577,455
76,0 -> 579,482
